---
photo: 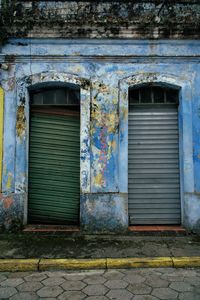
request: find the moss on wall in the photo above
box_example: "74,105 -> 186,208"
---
1,1 -> 200,42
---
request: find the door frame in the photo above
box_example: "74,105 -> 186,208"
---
16,72 -> 91,225
119,73 -> 194,226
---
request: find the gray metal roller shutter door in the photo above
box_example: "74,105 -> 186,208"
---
128,105 -> 181,225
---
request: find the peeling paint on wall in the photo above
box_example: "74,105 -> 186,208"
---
16,105 -> 26,140
91,81 -> 119,191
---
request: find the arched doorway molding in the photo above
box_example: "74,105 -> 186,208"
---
119,72 -> 194,225
15,71 -> 91,224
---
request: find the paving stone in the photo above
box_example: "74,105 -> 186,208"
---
179,292 -> 200,300
42,276 -> 65,286
171,269 -> 197,277
58,290 -> 86,300
83,275 -> 106,285
17,281 -> 43,292
1,268 -> 200,300
61,280 -> 86,291
38,298 -> 55,300
105,279 -> 128,289
107,289 -> 133,300
25,273 -> 47,282
83,284 -> 108,296
0,275 -> 7,283
80,270 -> 105,276
45,271 -> 68,277
0,278 -> 24,287
151,287 -> 178,299
104,270 -> 125,280
0,287 -> 17,298
8,272 -> 32,278
161,274 -> 185,282
10,291 -> 38,300
86,297 -> 108,300
169,281 -> 193,292
64,273 -> 86,281
37,286 -> 63,297
133,296 -> 158,300
184,276 -> 200,286
155,268 -> 175,274
124,274 -> 146,284
128,283 -> 152,295
145,275 -> 169,288
138,269 -> 162,276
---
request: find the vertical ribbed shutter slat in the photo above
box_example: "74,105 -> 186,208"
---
28,112 -> 80,225
128,105 -> 181,225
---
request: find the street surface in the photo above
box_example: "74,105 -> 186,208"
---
0,268 -> 200,299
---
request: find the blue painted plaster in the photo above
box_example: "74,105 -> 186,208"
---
0,39 -> 200,232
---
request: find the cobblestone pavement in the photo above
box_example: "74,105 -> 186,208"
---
0,268 -> 200,299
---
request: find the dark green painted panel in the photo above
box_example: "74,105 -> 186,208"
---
28,112 -> 80,225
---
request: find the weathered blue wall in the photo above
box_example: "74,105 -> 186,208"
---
0,39 -> 200,232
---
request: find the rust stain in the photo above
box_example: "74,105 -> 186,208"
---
16,105 -> 26,139
3,196 -> 13,209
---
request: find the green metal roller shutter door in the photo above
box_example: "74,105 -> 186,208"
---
28,110 -> 80,225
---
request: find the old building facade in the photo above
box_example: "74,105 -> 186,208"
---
0,1 -> 200,232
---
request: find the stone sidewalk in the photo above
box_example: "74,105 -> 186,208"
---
0,233 -> 200,259
0,268 -> 200,300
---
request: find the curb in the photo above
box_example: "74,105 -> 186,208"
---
0,257 -> 200,272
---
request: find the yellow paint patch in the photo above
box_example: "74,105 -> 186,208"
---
0,88 -> 4,191
6,174 -> 12,189
108,140 -> 117,151
94,173 -> 104,186
107,113 -> 118,134
107,257 -> 173,268
0,259 -> 39,272
39,259 -> 106,271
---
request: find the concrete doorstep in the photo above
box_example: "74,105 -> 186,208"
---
0,257 -> 200,272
